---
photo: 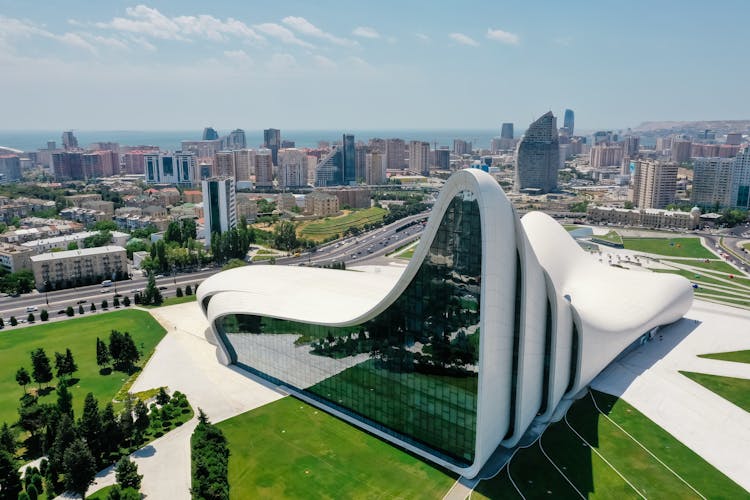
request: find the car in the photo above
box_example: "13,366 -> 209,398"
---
57,310 -> 66,315
26,306 -> 38,313
158,286 -> 168,290
114,293 -> 122,298
155,274 -> 165,279
130,288 -> 141,293
76,299 -> 87,304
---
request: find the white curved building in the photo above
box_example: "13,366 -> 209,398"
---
198,169 -> 693,478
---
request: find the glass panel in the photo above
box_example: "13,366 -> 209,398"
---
216,192 -> 482,465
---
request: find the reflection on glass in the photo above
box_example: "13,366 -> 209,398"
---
217,192 -> 482,465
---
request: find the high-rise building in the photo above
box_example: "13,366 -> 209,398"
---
52,152 -> 84,180
365,152 -> 386,185
144,152 -> 197,185
726,133 -> 743,146
225,129 -> 247,150
691,157 -> 735,208
731,148 -> 750,210
0,156 -> 22,183
514,112 -> 560,194
281,140 -> 295,149
342,134 -> 356,184
314,148 -> 343,187
409,141 -> 431,176
233,149 -> 256,182
202,127 -> 219,141
630,159 -> 678,209
82,151 -> 118,178
589,144 -> 624,168
563,109 -> 574,135
355,144 -> 368,182
453,139 -> 471,155
500,123 -> 514,140
278,148 -> 308,188
623,136 -> 640,157
592,131 -> 615,145
213,151 -> 236,178
263,128 -> 281,165
369,138 -> 386,154
202,177 -> 237,247
671,139 -> 692,163
433,147 -> 451,169
61,131 -> 78,150
254,149 -> 274,188
181,139 -> 223,158
385,139 -> 406,170
656,137 -> 673,153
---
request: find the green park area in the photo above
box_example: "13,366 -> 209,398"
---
0,309 -> 166,426
216,397 -> 457,499
681,371 -> 750,413
472,390 -> 745,499
622,237 -> 714,258
661,258 -> 740,274
298,207 -> 387,242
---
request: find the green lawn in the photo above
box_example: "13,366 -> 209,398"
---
143,294 -> 197,308
298,207 -> 387,241
681,371 -> 750,413
698,350 -> 750,365
0,309 -> 166,426
86,485 -> 116,499
622,237 -> 714,258
397,247 -> 416,260
216,396 -> 457,499
662,258 -> 740,274
473,390 -> 745,499
592,230 -> 623,246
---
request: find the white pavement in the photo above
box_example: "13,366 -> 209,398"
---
76,302 -> 284,500
592,299 -> 750,492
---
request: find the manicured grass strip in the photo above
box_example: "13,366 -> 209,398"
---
590,390 -> 747,499
143,294 -> 197,308
680,371 -> 750,413
698,350 -> 750,365
85,485 -> 116,499
651,268 -> 746,291
298,207 -> 387,241
216,396 -> 456,500
0,310 -> 166,426
622,237 -> 714,258
661,258 -> 741,274
397,247 -> 416,260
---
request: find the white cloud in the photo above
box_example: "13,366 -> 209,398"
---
486,28 -> 519,45
130,36 -> 157,51
282,16 -> 355,46
449,33 -> 479,46
254,23 -> 313,48
94,5 -> 263,43
266,53 -> 297,72
224,49 -> 253,65
416,33 -> 431,43
82,34 -> 130,51
352,26 -> 380,39
0,16 -> 98,54
313,55 -> 337,69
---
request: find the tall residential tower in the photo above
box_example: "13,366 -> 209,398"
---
514,112 -> 560,194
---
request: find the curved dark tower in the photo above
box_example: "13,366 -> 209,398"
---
514,112 -> 559,194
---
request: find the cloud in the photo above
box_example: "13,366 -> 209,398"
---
0,15 -> 98,54
94,5 -> 263,43
416,33 -> 431,43
282,16 -> 355,46
266,53 -> 297,72
449,33 -> 479,46
313,55 -> 337,69
255,23 -> 313,48
352,26 -> 380,39
81,34 -> 130,51
486,28 -> 519,45
224,49 -> 253,65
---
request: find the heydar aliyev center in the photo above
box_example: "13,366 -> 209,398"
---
198,169 -> 693,478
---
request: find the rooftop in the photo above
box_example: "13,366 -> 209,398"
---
30,245 -> 126,262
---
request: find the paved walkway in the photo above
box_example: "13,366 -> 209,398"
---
592,299 -> 750,492
74,302 -> 284,500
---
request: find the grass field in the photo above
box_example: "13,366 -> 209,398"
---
698,350 -> 750,364
217,397 -> 457,499
473,390 -> 746,499
622,237 -> 714,258
143,294 -> 197,308
681,371 -> 750,413
662,258 -> 740,274
298,207 -> 387,242
0,309 -> 166,426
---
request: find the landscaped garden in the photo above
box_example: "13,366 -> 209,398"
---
298,207 -> 387,242
622,237 -> 714,258
680,371 -> 750,413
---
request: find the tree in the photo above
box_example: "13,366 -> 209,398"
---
64,349 -> 77,377
100,402 -> 121,458
92,220 -> 118,232
63,439 -> 96,499
102,299 -> 108,309
10,316 -> 17,326
119,398 -> 134,448
54,349 -> 77,380
115,457 -> 142,491
90,303 -> 96,312
142,273 -> 162,306
30,348 -> 53,389
0,317 -> 4,328
0,423 -> 15,456
15,367 -> 31,393
113,297 -> 120,308
78,393 -> 102,464
67,242 -> 79,251
26,484 -> 39,500
40,309 -> 48,321
48,414 -> 76,494
185,284 -> 192,296
175,286 -> 183,297
133,400 -> 149,442
0,451 -> 22,499
78,304 -> 84,315
164,221 -> 182,244
122,296 -> 131,307
106,485 -> 141,500
27,312 -> 35,323
65,306 -> 74,317
56,384 -> 73,418
156,387 -> 170,406
96,338 -> 110,370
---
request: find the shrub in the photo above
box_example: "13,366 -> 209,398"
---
102,300 -> 108,309
10,316 -> 18,326
65,306 -> 74,317
40,309 -> 49,321
123,296 -> 131,307
78,305 -> 84,315
27,313 -> 35,323
175,287 -> 183,297
185,285 -> 192,295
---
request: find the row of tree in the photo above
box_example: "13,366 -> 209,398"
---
15,347 -> 77,393
96,329 -> 141,374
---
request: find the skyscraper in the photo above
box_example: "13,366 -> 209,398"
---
385,138 -> 406,170
202,177 -> 237,247
691,157 -> 735,208
453,139 -> 471,155
409,141 -> 431,176
225,129 -> 247,150
233,149 -> 256,182
500,123 -> 514,140
61,131 -> 78,150
263,128 -> 281,165
144,152 -> 197,185
514,112 -> 560,194
342,134 -> 356,184
254,149 -> 274,188
630,159 -> 678,209
213,151 -> 236,178
671,139 -> 692,163
278,148 -> 308,188
202,127 -> 219,141
433,147 -> 450,169
731,147 -> 750,209
354,144 -> 368,182
623,135 -> 640,157
365,152 -> 386,185
563,109 -> 574,136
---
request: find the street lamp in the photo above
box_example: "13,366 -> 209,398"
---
44,280 -> 49,306
172,264 -> 177,286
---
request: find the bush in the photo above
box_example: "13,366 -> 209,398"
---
185,285 -> 192,296
113,297 -> 120,308
78,305 -> 84,315
27,313 -> 35,323
65,306 -> 74,317
10,316 -> 18,326
123,296 -> 131,307
90,303 -> 96,312
175,287 -> 183,297
102,300 -> 108,309
40,309 -> 49,322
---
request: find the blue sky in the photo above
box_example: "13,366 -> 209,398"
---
1,0 -> 748,131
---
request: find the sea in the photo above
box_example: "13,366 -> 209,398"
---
0,129 -> 508,153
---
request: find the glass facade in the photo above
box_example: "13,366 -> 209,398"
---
215,192 -> 482,465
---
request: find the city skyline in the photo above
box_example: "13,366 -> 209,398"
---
2,1 -> 749,131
